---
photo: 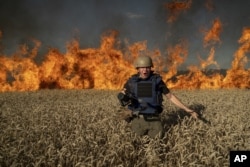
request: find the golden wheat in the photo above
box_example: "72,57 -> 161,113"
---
0,89 -> 249,166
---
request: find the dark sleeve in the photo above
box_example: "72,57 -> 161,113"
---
123,80 -> 132,93
123,74 -> 137,93
158,80 -> 170,94
123,81 -> 129,91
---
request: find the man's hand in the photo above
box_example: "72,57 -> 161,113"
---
190,112 -> 198,119
117,107 -> 133,122
121,88 -> 126,94
186,109 -> 198,119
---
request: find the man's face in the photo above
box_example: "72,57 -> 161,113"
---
137,67 -> 151,79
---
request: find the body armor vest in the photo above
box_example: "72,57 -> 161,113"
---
128,73 -> 163,114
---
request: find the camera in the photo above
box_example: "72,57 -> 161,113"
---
117,92 -> 130,106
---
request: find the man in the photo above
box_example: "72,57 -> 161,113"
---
118,56 -> 198,138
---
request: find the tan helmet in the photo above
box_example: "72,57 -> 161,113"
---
134,56 -> 153,68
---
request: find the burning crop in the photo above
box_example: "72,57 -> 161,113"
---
0,0 -> 249,92
0,24 -> 249,92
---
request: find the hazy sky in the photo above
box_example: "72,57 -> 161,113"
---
0,0 -> 250,69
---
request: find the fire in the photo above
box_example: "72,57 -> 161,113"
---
38,31 -> 135,90
203,18 -> 222,47
223,27 -> 250,88
0,39 -> 41,91
0,26 -> 249,92
164,0 -> 192,23
163,18 -> 249,89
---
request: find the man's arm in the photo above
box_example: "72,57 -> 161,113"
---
165,92 -> 198,119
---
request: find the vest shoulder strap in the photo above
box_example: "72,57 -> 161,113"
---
130,74 -> 139,81
128,73 -> 162,83
150,73 -> 162,84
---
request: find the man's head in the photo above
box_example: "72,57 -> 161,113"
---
134,56 -> 153,79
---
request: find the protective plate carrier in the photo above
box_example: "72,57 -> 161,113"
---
128,73 -> 163,114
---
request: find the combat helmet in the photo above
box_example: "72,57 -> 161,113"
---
134,56 -> 153,68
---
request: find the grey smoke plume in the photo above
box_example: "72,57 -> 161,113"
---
0,0 -> 250,69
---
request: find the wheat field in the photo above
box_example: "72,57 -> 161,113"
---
0,89 -> 249,167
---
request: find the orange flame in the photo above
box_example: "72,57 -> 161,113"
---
0,25 -> 250,92
203,18 -> 222,47
199,18 -> 221,70
223,27 -> 250,88
199,47 -> 219,70
164,0 -> 192,23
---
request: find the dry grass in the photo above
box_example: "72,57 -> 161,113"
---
0,89 -> 249,166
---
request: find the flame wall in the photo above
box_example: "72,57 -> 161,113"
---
0,29 -> 249,92
0,0 -> 249,92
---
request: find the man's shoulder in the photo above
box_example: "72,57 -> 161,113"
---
128,74 -> 139,80
151,72 -> 162,79
152,72 -> 161,76
127,72 -> 163,81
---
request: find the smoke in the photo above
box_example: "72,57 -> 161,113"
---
0,0 -> 250,68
